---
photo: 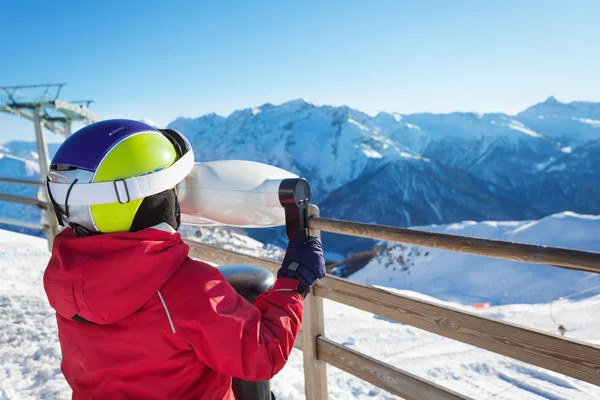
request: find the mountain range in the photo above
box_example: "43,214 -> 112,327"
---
1,96 -> 599,254
168,96 -> 600,254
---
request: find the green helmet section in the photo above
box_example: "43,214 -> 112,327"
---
90,132 -> 178,233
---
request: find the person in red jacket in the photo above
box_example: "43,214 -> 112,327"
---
43,120 -> 326,399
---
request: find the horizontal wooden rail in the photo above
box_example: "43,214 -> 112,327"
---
0,217 -> 47,231
317,337 -> 472,400
315,276 -> 600,386
310,217 -> 600,274
185,240 -> 600,386
0,177 -> 43,186
0,193 -> 46,208
186,239 -> 281,275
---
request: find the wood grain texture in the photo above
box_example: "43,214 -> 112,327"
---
303,294 -> 328,399
314,275 -> 600,386
302,204 -> 328,400
310,217 -> 600,273
317,337 -> 472,400
0,177 -> 43,186
0,193 -> 46,208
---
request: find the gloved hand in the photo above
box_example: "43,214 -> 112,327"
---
277,229 -> 326,296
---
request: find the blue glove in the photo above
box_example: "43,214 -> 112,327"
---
278,229 -> 326,296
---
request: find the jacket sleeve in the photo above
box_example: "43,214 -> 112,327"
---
167,259 -> 304,381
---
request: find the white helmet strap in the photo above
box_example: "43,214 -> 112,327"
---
48,150 -> 195,206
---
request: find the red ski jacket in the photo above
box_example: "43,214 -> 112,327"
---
43,225 -> 304,399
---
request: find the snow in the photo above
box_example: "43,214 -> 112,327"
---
401,208 -> 412,227
547,163 -> 567,172
362,147 -> 382,158
573,118 -> 600,127
399,151 -> 430,162
2,227 -> 600,399
424,194 -> 442,222
508,121 -> 543,138
348,118 -> 369,132
535,157 -> 556,170
350,212 -> 600,305
0,230 -> 67,399
561,146 -> 573,153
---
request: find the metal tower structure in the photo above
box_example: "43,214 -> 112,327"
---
0,84 -> 98,247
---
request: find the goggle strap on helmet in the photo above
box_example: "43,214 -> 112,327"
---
46,179 -> 65,227
47,149 -> 195,206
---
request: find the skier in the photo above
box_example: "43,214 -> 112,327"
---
43,119 -> 326,399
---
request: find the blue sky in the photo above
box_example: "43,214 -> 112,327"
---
1,0 -> 599,143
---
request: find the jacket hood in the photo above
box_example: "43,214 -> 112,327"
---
44,225 -> 189,324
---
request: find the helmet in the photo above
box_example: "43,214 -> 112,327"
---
47,119 -> 194,235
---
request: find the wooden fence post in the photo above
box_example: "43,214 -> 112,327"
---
302,204 -> 328,400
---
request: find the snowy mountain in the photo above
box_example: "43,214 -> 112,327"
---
517,96 -> 600,146
319,159 -> 532,255
2,228 -> 599,400
525,138 -> 600,217
349,212 -> 600,305
0,141 -> 60,162
169,100 -> 417,202
168,97 -> 600,254
1,97 -> 599,255
402,113 -> 566,192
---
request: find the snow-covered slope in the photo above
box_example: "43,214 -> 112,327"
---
2,228 -> 599,400
350,212 -> 600,305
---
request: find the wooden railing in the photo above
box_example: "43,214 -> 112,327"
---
0,178 -> 47,230
0,177 -> 44,186
0,193 -> 47,209
184,205 -> 600,400
1,181 -> 599,399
